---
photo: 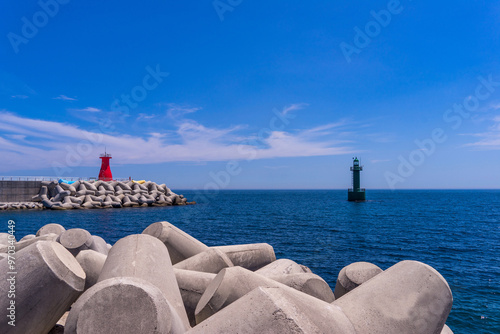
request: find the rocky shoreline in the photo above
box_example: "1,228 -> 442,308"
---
0,221 -> 454,333
0,180 -> 191,211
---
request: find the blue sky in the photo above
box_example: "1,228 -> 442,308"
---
1,0 -> 499,189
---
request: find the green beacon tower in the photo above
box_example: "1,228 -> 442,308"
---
348,157 -> 366,201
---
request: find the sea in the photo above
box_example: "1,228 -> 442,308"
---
2,189 -> 499,334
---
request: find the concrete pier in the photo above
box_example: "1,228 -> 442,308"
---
0,180 -> 191,210
0,180 -> 42,202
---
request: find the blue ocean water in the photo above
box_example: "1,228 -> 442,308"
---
2,190 -> 499,333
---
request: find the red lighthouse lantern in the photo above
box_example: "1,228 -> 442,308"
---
98,150 -> 113,181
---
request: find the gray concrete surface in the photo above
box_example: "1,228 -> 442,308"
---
76,250 -> 107,290
195,266 -> 315,324
0,180 -> 42,202
0,241 -> 85,334
188,286 -> 357,334
98,234 -> 190,330
265,272 -> 335,303
142,221 -> 208,264
65,277 -> 185,334
255,258 -> 312,276
334,261 -> 383,299
333,260 -> 453,334
174,248 -> 233,274
213,243 -> 276,271
174,268 -> 217,326
36,223 -> 66,237
58,228 -> 94,256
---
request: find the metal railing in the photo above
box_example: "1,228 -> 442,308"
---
0,176 -> 131,182
348,188 -> 366,192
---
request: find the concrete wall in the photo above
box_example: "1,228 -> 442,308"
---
0,181 -> 42,202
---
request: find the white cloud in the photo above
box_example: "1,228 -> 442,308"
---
281,103 -> 308,115
0,110 -> 355,173
54,95 -> 77,101
463,117 -> 500,150
490,103 -> 500,110
137,113 -> 156,120
71,107 -> 101,112
11,95 -> 28,99
166,104 -> 201,119
301,121 -> 346,136
5,134 -> 26,141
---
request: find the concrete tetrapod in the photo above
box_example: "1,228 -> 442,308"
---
142,221 -> 209,264
255,258 -> 312,276
100,234 -> 190,329
195,266 -> 332,324
188,286 -> 356,334
58,228 -> 94,256
66,278 -> 186,334
333,260 -> 453,334
0,233 -> 59,253
441,324 -> 454,333
264,272 -> 335,303
75,250 -> 107,290
19,234 -> 36,242
0,241 -> 85,334
174,268 -> 217,326
36,223 -> 66,237
213,243 -> 276,271
174,248 -> 233,274
66,234 -> 191,334
333,261 -> 383,299
90,235 -> 109,255
0,232 -> 15,244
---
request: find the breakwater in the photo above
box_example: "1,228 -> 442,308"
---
0,180 -> 42,202
0,221 -> 454,333
0,180 -> 190,210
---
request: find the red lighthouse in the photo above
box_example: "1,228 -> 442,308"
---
98,150 -> 113,181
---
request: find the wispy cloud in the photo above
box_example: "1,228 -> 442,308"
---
6,134 -> 26,141
71,107 -> 101,113
166,104 -> 201,119
137,113 -> 157,121
301,121 -> 347,136
0,110 -> 355,173
282,103 -> 308,115
11,95 -> 28,99
463,116 -> 500,150
54,95 -> 77,101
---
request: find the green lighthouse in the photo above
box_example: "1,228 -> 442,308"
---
348,157 -> 366,201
